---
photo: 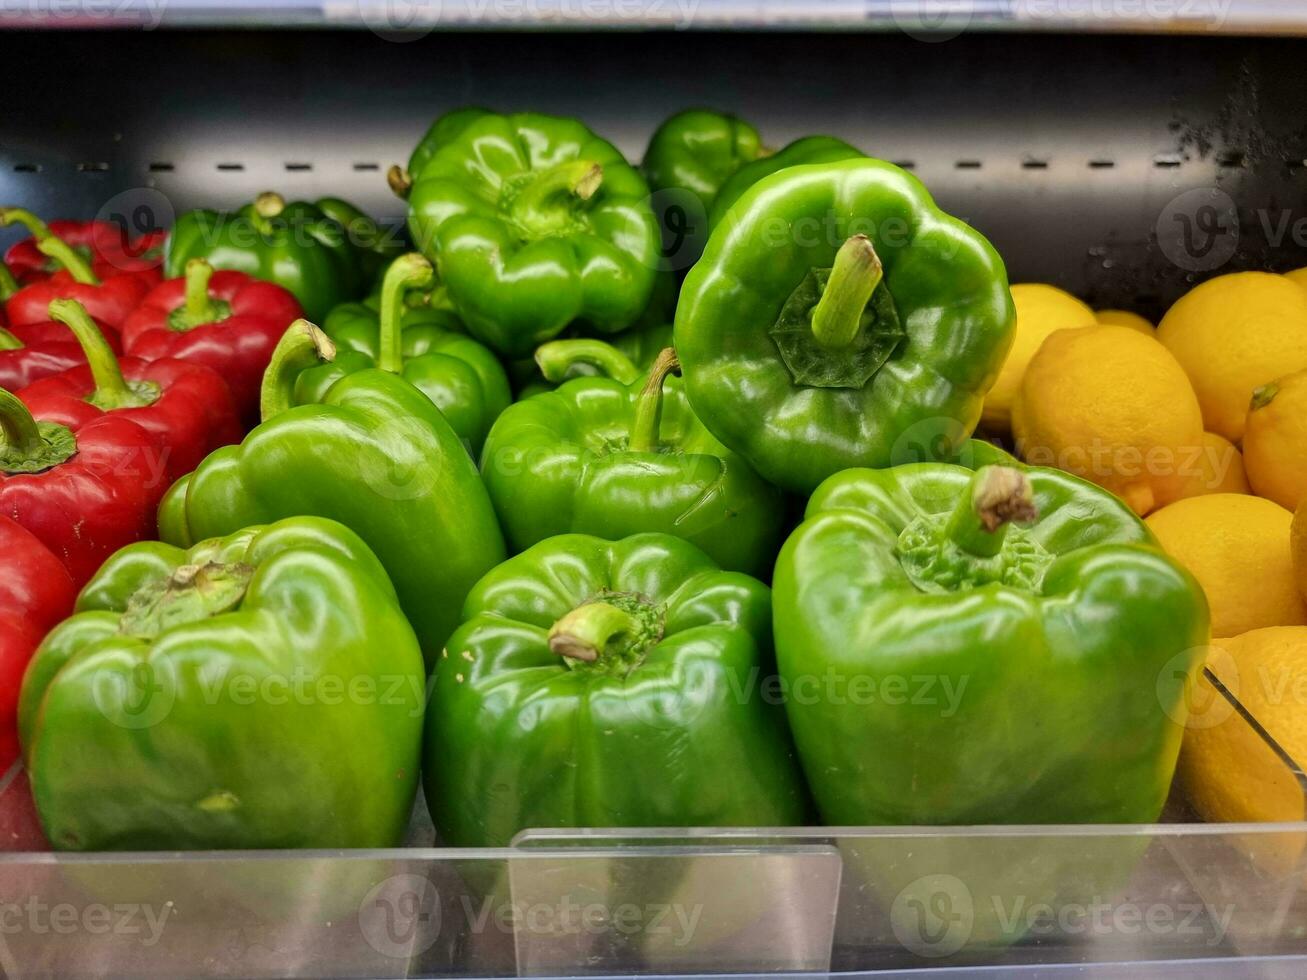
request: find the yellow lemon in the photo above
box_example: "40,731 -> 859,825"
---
1146,494 -> 1307,638
1158,272 -> 1307,442
1162,431 -> 1250,505
1096,309 -> 1154,333
1178,628 -> 1307,872
981,283 -> 1097,433
1243,370 -> 1307,512
1012,324 -> 1204,515
1284,267 -> 1307,292
1293,500 -> 1306,603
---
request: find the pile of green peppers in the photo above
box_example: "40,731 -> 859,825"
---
16,107 -> 1210,863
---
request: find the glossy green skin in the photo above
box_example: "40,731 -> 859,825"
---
773,463 -> 1210,826
158,370 -> 506,662
480,375 -> 784,577
314,196 -> 407,284
644,110 -> 764,215
676,158 -> 1017,494
708,135 -> 864,228
165,198 -> 370,321
515,323 -> 674,398
407,106 -> 493,178
425,532 -> 808,846
303,301 -> 511,454
406,112 -> 662,357
18,517 -> 425,851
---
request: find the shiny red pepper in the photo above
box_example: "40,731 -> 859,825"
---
1,211 -> 163,287
19,300 -> 242,483
0,516 -> 75,770
3,236 -> 150,331
0,316 -> 121,391
0,387 -> 165,589
120,258 -> 302,425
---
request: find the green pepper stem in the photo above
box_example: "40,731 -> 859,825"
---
0,387 -> 43,457
37,237 -> 100,286
628,348 -> 680,454
0,260 -> 19,300
811,234 -> 883,351
182,258 -> 220,324
548,600 -> 640,663
260,319 -> 337,422
511,160 -> 603,237
250,192 -> 285,236
0,327 -> 21,351
534,339 -> 640,386
946,466 -> 1038,558
48,299 -> 153,410
378,254 -> 435,375
0,208 -> 52,240
387,165 -> 413,200
1251,383 -> 1279,411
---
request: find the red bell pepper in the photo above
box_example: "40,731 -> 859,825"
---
1,210 -> 163,287
3,236 -> 150,331
0,387 -> 165,588
0,516 -> 75,770
120,258 -> 303,425
20,299 -> 242,483
1,316 -> 122,391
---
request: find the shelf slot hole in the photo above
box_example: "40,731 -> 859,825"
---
148,162 -> 175,173
12,163 -> 40,173
891,160 -> 916,170
285,162 -> 313,172
1088,159 -> 1116,169
353,162 -> 380,172
1153,154 -> 1184,168
216,163 -> 245,172
955,160 -> 983,170
77,162 -> 109,173
1022,159 -> 1049,170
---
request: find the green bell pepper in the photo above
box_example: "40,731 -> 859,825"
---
481,346 -> 784,577
18,516 -> 425,850
773,463 -> 1209,825
390,106 -> 493,199
643,109 -> 766,270
165,193 -> 375,321
676,158 -> 1016,494
708,135 -> 864,228
158,321 -> 506,661
313,196 -> 407,285
406,112 -> 662,357
425,531 -> 808,846
296,254 -> 511,455
514,327 -> 673,398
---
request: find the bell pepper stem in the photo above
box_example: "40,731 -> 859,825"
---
183,258 -> 220,323
378,254 -> 436,375
387,165 -> 413,200
511,160 -> 603,237
0,387 -> 44,457
628,348 -> 681,454
0,327 -> 20,351
534,339 -> 640,386
251,192 -> 285,236
548,600 -> 641,663
37,237 -> 100,286
0,260 -> 18,300
811,234 -> 883,351
47,298 -> 152,409
1251,383 -> 1279,411
946,466 -> 1038,558
260,319 -> 337,422
0,208 -> 52,240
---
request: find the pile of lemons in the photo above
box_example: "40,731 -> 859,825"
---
983,272 -> 1307,832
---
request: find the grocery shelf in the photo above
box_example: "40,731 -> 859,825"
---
3,0 -> 1307,34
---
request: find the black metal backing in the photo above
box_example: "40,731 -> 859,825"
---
2,29 -> 1306,318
